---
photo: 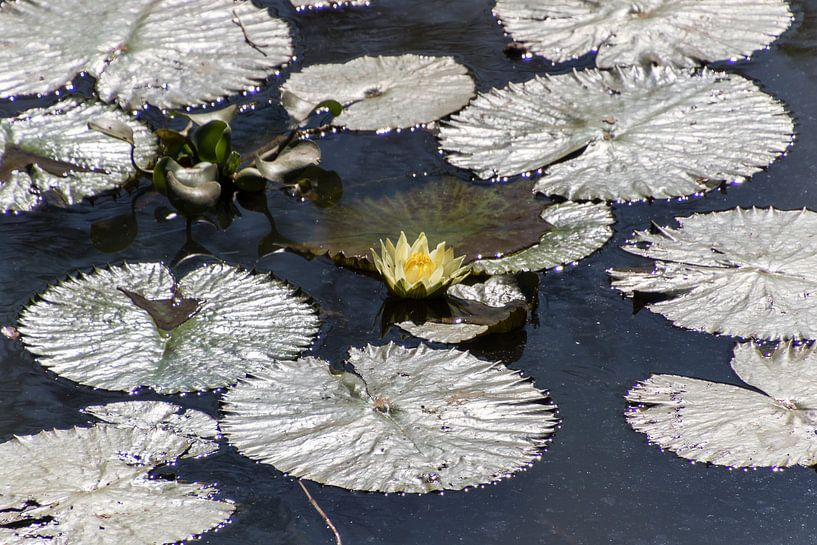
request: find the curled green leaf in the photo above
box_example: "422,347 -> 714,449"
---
193,120 -> 232,166
166,169 -> 221,214
255,140 -> 321,183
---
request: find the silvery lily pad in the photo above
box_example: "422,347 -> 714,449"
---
84,400 -> 220,459
396,275 -> 528,343
610,207 -> 817,340
473,201 -> 614,274
627,341 -> 817,468
280,177 -> 550,268
493,0 -> 793,68
0,99 -> 156,213
281,55 -> 475,131
0,0 -> 292,109
222,342 -> 557,493
0,424 -> 234,545
439,67 -> 792,201
18,262 -> 319,394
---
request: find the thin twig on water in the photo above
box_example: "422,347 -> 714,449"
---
297,479 -> 343,545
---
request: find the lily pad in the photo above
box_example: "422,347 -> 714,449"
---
493,0 -> 793,68
396,275 -> 528,343
627,341 -> 817,468
473,201 -> 615,274
439,67 -> 792,201
281,55 -> 475,131
280,177 -> 551,268
84,400 -> 220,459
18,262 -> 319,394
0,0 -> 292,109
0,99 -> 157,213
221,342 -> 558,493
0,425 -> 234,545
609,207 -> 817,340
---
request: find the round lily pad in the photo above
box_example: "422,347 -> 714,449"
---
0,99 -> 157,213
18,262 -> 319,393
281,55 -> 475,131
627,341 -> 817,468
439,67 -> 792,201
0,424 -> 233,545
0,0 -> 292,109
279,177 -> 551,268
493,0 -> 793,67
222,342 -> 558,493
610,207 -> 817,340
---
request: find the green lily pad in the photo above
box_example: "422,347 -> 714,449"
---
18,262 -> 320,394
279,177 -> 551,269
0,99 -> 157,213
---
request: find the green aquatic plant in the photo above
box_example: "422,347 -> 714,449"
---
92,101 -> 340,217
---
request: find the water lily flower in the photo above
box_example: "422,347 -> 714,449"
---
371,232 -> 470,299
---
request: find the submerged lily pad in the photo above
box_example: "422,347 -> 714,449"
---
18,262 -> 319,393
84,400 -> 220,459
494,0 -> 793,68
439,67 -> 792,201
627,341 -> 817,468
0,99 -> 156,213
0,0 -> 292,109
281,55 -> 475,131
222,342 -> 557,493
396,275 -> 528,343
280,177 -> 550,268
473,202 -> 615,274
610,208 -> 817,340
0,424 -> 234,545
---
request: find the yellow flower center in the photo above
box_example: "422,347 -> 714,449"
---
403,251 -> 435,283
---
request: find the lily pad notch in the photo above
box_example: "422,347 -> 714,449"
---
627,341 -> 817,468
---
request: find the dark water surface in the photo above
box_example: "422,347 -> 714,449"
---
3,1 -> 817,544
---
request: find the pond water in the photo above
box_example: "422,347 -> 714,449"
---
2,0 -> 817,544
